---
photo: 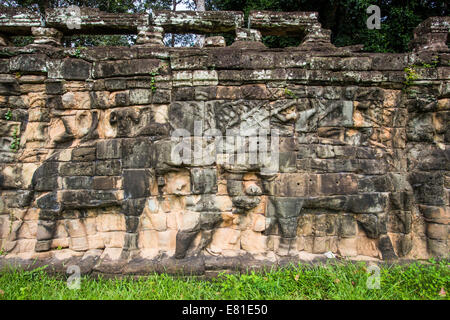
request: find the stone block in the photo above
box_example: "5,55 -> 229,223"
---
10,54 -> 47,73
190,168 -> 217,194
338,214 -> 357,238
93,59 -> 161,78
96,139 -> 122,159
61,59 -> 91,80
63,176 -> 92,189
409,172 -> 445,206
72,147 -> 96,162
59,162 -> 94,176
123,169 -> 151,199
95,160 -> 121,176
122,138 -> 153,168
92,176 -> 117,190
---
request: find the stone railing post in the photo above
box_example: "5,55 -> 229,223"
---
235,28 -> 262,42
135,24 -> 165,47
232,28 -> 265,48
301,23 -> 333,48
410,16 -> 450,51
204,36 -> 226,47
31,27 -> 62,46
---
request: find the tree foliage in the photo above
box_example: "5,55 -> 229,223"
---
210,0 -> 449,52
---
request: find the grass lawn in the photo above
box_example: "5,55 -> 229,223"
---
0,259 -> 448,300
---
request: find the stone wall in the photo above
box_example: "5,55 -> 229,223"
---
0,8 -> 448,275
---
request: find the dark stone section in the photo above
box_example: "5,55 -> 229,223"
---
125,216 -> 140,233
9,54 -> 47,73
121,198 -> 146,216
175,231 -> 198,259
409,172 -> 446,206
95,160 -> 121,176
96,139 -> 121,159
122,138 -> 153,169
378,235 -> 398,260
93,59 -> 161,78
338,214 -> 357,237
266,197 -> 303,238
45,80 -> 64,95
356,214 -> 379,239
61,59 -> 91,80
36,192 -> 60,210
60,190 -> 118,208
59,162 -> 94,176
190,168 -> 217,194
32,162 -> 59,191
92,176 -> 116,190
153,10 -> 244,34
123,169 -> 150,199
72,147 -> 96,162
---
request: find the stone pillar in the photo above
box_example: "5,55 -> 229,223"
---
235,27 -> 262,42
135,25 -> 165,47
232,28 -> 265,48
204,36 -> 226,47
31,27 -> 63,46
410,17 -> 450,51
300,23 -> 334,49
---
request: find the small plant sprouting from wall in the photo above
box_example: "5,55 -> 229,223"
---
284,88 -> 298,99
3,109 -> 20,152
4,109 -> 12,120
404,66 -> 419,87
150,71 -> 159,93
404,56 -> 439,87
71,46 -> 86,58
10,126 -> 20,152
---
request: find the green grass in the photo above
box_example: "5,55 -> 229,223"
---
0,260 -> 448,300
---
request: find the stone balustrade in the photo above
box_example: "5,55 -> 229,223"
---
0,7 -> 334,47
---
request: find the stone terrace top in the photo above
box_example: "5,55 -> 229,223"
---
0,7 -> 449,51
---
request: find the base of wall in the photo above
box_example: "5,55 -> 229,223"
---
0,249 -> 435,277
